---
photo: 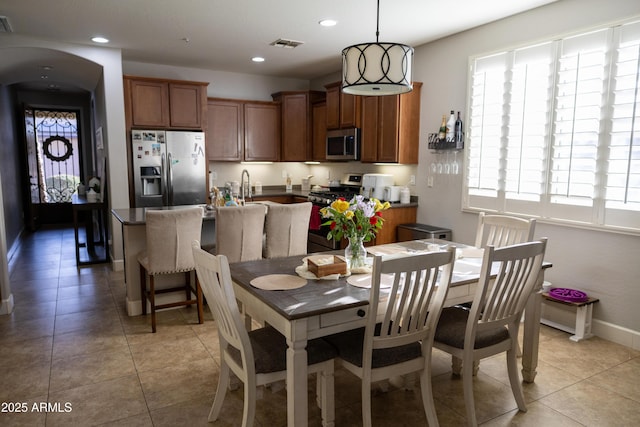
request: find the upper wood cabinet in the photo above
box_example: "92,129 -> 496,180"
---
360,82 -> 422,164
205,97 -> 280,162
244,101 -> 280,162
325,81 -> 361,130
312,101 -> 327,161
124,75 -> 208,130
272,91 -> 325,162
205,98 -> 244,161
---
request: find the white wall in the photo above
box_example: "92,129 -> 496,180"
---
411,0 -> 640,345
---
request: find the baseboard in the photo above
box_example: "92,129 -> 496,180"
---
126,296 -> 142,317
592,319 -> 640,351
0,293 -> 14,315
111,258 -> 124,272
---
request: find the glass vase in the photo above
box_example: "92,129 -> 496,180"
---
345,235 -> 367,271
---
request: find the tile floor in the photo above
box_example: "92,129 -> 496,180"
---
1,225 -> 639,426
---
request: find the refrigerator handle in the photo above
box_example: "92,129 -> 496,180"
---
161,152 -> 168,205
167,152 -> 174,205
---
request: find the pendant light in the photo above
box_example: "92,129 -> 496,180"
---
341,0 -> 413,96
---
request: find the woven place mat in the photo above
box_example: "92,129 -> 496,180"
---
250,274 -> 307,291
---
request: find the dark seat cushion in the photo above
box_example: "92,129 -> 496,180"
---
434,306 -> 510,349
228,326 -> 337,374
324,326 -> 422,368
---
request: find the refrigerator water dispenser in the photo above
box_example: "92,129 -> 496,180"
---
140,167 -> 161,196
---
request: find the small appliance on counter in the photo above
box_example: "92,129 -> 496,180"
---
383,186 -> 403,203
362,173 -> 394,200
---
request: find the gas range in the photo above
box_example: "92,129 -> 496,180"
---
307,173 -> 363,206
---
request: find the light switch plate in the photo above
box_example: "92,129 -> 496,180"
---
410,175 -> 416,185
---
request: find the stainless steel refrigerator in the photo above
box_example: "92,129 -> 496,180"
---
131,129 -> 207,207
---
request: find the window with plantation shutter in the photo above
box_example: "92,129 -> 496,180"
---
464,19 -> 640,233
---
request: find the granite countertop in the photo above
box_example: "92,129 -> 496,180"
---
111,187 -> 418,225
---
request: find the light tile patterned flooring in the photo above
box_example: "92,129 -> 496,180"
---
1,225 -> 639,426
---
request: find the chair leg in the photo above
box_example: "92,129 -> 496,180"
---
452,355 -> 462,376
462,353 -> 478,427
506,347 -> 527,411
420,355 -> 440,427
361,378 -> 372,427
209,360 -> 231,422
196,276 -> 204,324
140,266 -> 147,315
319,363 -> 335,427
185,271 -> 192,300
149,275 -> 157,333
242,375 -> 257,427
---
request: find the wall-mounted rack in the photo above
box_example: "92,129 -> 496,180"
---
427,133 -> 464,151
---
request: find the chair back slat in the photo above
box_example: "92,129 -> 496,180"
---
475,212 -> 536,248
470,239 -> 546,334
192,241 -> 255,376
368,248 -> 456,351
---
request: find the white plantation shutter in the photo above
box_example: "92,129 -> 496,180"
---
606,21 -> 640,229
464,20 -> 640,233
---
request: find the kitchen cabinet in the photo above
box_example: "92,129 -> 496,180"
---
325,81 -> 361,129
205,98 -> 280,162
205,98 -> 243,161
312,101 -> 327,161
124,76 -> 208,130
373,206 -> 417,245
244,101 -> 280,162
360,82 -> 422,164
272,91 -> 325,162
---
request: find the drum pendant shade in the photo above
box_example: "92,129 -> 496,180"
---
341,0 -> 413,96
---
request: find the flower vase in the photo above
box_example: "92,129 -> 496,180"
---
345,235 -> 367,270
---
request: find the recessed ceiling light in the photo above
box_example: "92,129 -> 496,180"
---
252,56 -> 265,63
319,19 -> 337,27
91,36 -> 109,44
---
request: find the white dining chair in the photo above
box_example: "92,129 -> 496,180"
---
325,247 -> 456,427
434,238 -> 547,427
138,207 -> 204,333
263,201 -> 312,258
475,212 -> 536,248
215,204 -> 265,263
191,241 -> 336,427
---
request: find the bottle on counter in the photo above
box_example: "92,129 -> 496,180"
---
254,181 -> 262,195
438,115 -> 447,140
455,111 -> 464,149
285,175 -> 292,193
446,110 -> 455,142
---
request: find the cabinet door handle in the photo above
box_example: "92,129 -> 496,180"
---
357,309 -> 366,317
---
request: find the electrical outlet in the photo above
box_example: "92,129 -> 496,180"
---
282,170 -> 288,178
427,176 -> 434,187
409,175 -> 416,185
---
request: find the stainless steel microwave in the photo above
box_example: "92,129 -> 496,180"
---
326,128 -> 360,161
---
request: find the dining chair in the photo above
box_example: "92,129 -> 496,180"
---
263,201 -> 312,258
215,204 -> 266,263
191,241 -> 337,427
475,212 -> 536,248
138,207 -> 204,333
434,238 -> 547,427
325,247 -> 456,427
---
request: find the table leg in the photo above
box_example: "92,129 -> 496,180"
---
521,273 -> 543,383
73,208 -> 80,265
287,320 -> 309,427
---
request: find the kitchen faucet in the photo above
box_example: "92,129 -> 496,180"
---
240,169 -> 251,204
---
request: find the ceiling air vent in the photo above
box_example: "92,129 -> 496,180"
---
0,16 -> 13,33
270,38 -> 304,49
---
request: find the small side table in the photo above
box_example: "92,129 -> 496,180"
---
72,194 -> 109,266
540,292 -> 599,342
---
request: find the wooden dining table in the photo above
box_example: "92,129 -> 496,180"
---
228,239 -> 552,427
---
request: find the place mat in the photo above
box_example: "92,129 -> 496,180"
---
347,273 -> 395,289
250,274 -> 307,290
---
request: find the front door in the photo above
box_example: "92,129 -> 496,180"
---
23,107 -> 83,228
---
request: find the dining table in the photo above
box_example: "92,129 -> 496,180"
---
228,239 -> 552,427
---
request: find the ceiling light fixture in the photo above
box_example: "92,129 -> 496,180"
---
341,0 -> 413,96
252,56 -> 265,63
91,36 -> 109,44
319,19 -> 337,27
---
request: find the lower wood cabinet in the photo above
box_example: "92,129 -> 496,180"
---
372,206 -> 417,245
